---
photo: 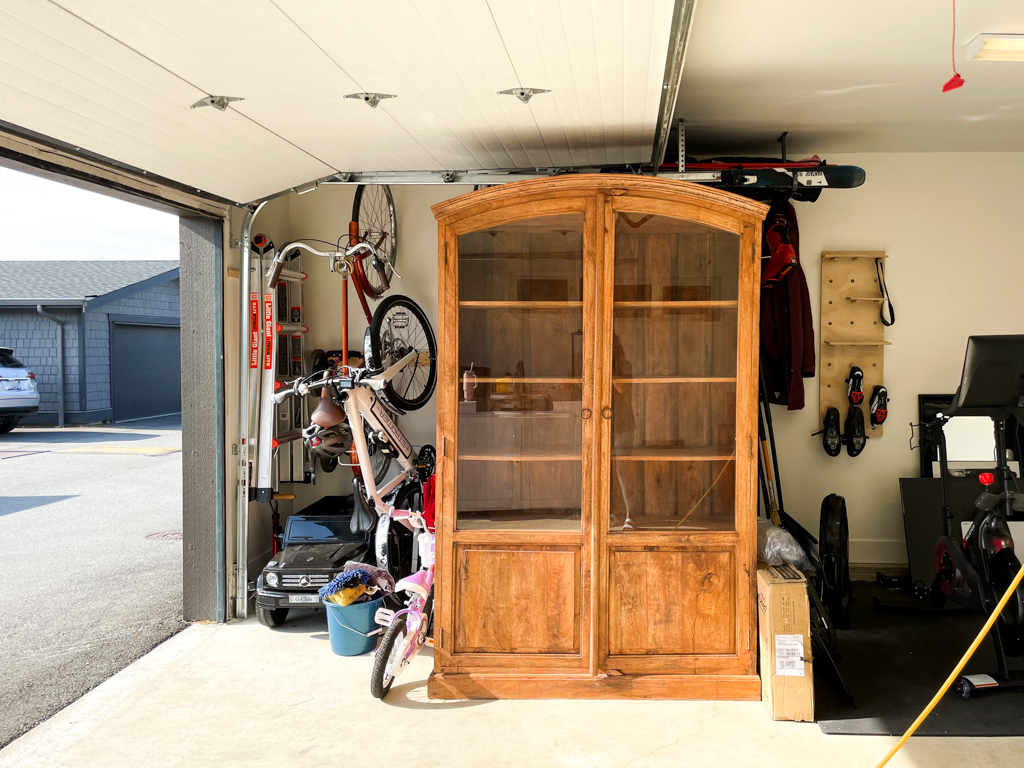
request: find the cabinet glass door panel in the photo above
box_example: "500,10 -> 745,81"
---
457,213 -> 586,532
609,212 -> 740,534
613,307 -> 737,378
459,307 -> 583,381
459,217 -> 584,302
613,213 -> 739,302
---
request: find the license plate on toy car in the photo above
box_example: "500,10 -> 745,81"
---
289,594 -> 318,604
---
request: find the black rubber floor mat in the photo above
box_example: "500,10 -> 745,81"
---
816,582 -> 1024,736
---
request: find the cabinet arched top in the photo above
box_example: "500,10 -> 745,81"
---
431,174 -> 769,227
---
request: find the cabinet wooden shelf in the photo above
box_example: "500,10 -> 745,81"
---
472,377 -> 582,384
459,449 -> 582,461
613,376 -> 736,384
611,447 -> 736,461
459,300 -> 583,309
610,515 -> 736,533
432,175 -> 766,701
613,300 -> 738,309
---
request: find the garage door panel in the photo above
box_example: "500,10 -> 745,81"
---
111,324 -> 181,422
4,0 -> 679,201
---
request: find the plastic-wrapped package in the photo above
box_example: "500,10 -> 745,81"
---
757,518 -> 812,571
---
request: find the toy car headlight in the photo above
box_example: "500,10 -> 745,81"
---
265,572 -> 279,588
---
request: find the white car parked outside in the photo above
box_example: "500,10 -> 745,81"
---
0,347 -> 39,433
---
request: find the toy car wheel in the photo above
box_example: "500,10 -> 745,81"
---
257,607 -> 289,628
0,418 -> 19,435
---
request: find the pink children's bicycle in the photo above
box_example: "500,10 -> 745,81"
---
369,492 -> 434,698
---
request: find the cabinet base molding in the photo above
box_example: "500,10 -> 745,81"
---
427,672 -> 761,701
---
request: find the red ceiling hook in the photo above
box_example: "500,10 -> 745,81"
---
943,0 -> 965,92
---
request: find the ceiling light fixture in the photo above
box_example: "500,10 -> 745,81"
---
190,95 -> 244,111
343,92 -> 396,109
498,87 -> 550,104
967,33 -> 1024,61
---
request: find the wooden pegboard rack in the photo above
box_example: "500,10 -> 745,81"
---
819,251 -> 891,436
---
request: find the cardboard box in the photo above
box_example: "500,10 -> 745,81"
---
757,563 -> 814,722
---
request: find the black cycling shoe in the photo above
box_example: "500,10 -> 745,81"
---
846,366 -> 864,406
845,405 -> 867,457
869,385 -> 888,429
822,406 -> 842,457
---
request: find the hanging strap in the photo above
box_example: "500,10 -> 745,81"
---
876,258 -> 895,327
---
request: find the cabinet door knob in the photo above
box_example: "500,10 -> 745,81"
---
601,406 -> 612,420
581,408 -> 592,420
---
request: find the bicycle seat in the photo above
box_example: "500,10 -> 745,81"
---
921,402 -> 947,421
310,389 -> 345,429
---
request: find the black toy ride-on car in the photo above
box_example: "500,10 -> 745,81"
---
255,514 -> 373,628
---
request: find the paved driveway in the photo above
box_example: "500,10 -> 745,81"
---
0,416 -> 186,747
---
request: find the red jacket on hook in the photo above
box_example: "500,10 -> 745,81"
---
760,203 -> 815,410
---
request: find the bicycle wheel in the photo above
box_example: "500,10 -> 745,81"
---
352,184 -> 397,299
370,615 -> 407,699
368,295 -> 437,412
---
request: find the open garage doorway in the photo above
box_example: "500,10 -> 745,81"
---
0,161 -> 192,748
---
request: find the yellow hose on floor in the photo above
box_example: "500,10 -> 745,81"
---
873,558 -> 1024,768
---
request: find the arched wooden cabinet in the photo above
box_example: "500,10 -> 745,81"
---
430,176 -> 768,699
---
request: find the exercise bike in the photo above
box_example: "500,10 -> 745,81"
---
921,335 -> 1024,698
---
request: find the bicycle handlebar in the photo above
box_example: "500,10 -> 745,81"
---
264,239 -> 379,288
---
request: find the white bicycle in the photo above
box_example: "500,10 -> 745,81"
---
272,294 -> 437,579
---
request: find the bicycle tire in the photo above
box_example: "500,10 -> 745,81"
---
368,295 -> 437,412
352,184 -> 397,299
819,494 -> 852,629
370,615 -> 407,699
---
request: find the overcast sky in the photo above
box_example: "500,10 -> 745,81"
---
0,164 -> 179,261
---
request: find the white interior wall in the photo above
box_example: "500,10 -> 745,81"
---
779,152 -> 1024,563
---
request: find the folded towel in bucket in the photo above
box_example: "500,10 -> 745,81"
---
342,560 -> 395,596
319,569 -> 370,606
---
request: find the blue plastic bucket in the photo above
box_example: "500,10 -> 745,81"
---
324,597 -> 385,656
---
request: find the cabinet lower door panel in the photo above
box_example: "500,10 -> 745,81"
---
453,544 -> 583,658
607,546 -> 736,668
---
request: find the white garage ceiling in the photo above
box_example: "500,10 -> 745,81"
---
676,0 -> 1024,156
0,0 -> 676,203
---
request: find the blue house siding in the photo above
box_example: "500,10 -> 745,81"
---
0,308 -> 81,415
0,278 -> 180,424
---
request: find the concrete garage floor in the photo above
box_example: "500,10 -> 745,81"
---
0,611 -> 1020,768
0,416 -> 186,747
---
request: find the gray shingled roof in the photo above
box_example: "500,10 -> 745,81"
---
0,260 -> 178,302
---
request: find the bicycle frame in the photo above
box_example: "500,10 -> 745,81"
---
344,383 -> 416,515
